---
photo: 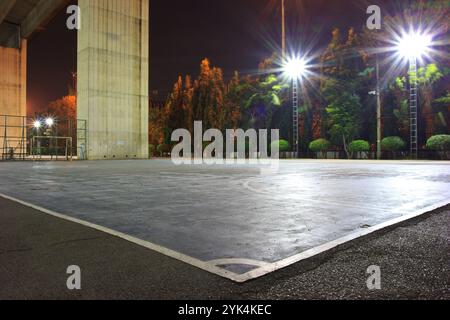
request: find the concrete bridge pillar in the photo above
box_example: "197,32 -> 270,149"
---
0,39 -> 27,156
77,0 -> 149,160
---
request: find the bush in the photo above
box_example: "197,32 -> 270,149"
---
426,135 -> 450,151
381,136 -> 406,151
426,135 -> 450,160
270,140 -> 291,153
309,139 -> 331,152
348,140 -> 370,152
309,139 -> 331,158
148,144 -> 155,157
157,144 -> 171,157
348,140 -> 370,159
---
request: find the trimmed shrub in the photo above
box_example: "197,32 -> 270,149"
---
270,140 -> 291,153
381,136 -> 406,151
426,135 -> 450,151
348,140 -> 370,159
309,139 -> 331,158
426,135 -> 450,159
157,144 -> 171,157
148,144 -> 155,157
348,140 -> 370,152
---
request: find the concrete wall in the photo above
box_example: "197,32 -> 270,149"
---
0,39 -> 27,156
77,0 -> 149,160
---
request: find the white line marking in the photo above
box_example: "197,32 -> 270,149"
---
0,193 -> 448,283
208,258 -> 269,268
0,193 -> 243,282
232,199 -> 450,282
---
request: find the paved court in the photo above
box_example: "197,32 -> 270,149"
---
0,160 -> 449,282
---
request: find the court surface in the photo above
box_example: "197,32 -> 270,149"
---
0,160 -> 449,282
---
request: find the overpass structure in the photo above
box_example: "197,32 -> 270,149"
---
0,0 -> 149,160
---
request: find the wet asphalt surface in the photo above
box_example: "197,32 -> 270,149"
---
0,196 -> 448,300
0,160 -> 449,280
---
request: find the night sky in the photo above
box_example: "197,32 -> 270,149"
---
27,0 -> 402,114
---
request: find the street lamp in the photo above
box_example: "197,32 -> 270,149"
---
283,56 -> 309,158
45,117 -> 55,127
395,30 -> 432,159
33,120 -> 42,130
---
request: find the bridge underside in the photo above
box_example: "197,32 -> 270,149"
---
0,0 -> 149,160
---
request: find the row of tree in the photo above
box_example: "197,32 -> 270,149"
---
150,28 -> 449,152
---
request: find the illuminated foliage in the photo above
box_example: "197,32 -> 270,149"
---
47,95 -> 77,120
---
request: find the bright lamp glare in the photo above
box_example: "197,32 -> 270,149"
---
45,118 -> 54,127
33,120 -> 42,129
396,32 -> 432,59
283,57 -> 308,80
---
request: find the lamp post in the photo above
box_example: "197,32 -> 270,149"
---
395,31 -> 432,159
32,119 -> 42,157
281,0 -> 286,59
283,57 -> 308,158
369,55 -> 382,160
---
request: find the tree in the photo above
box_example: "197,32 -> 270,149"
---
148,104 -> 165,146
416,64 -> 443,138
320,28 -> 369,156
183,75 -> 194,134
389,64 -> 445,144
433,92 -> 450,133
241,74 -> 286,130
47,95 -> 77,120
191,59 -> 227,130
224,71 -> 243,129
325,87 -> 362,158
165,76 -> 187,138
390,76 -> 409,140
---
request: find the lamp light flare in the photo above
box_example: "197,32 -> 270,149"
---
283,57 -> 308,80
396,31 -> 432,59
45,117 -> 54,127
33,120 -> 42,129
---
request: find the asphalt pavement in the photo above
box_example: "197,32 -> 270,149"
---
1,196 -> 448,300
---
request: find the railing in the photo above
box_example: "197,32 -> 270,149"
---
292,150 -> 448,160
30,136 -> 73,161
0,114 -> 87,161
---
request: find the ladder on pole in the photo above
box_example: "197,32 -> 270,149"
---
409,58 -> 418,159
292,79 -> 299,157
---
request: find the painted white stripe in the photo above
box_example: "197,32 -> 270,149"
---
233,199 -> 450,282
0,193 -> 243,282
0,193 -> 448,283
208,258 -> 269,268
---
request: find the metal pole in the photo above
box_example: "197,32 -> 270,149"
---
376,55 -> 382,160
292,78 -> 299,158
409,57 -> 418,159
21,116 -> 25,160
2,115 -> 7,160
281,0 -> 286,59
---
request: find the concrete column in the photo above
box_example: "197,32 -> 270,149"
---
0,39 -> 27,156
77,0 -> 149,160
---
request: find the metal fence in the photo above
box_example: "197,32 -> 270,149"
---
293,150 -> 447,160
0,115 -> 87,161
